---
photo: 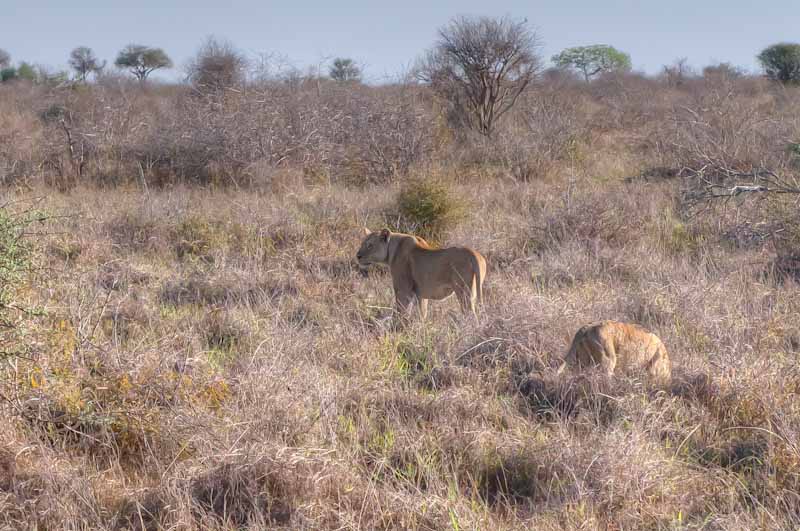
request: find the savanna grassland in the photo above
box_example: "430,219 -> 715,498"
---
2,66 -> 800,530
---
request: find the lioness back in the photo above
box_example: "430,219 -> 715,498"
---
409,245 -> 481,297
565,320 -> 671,383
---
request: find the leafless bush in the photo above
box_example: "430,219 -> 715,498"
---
325,83 -> 436,182
702,62 -> 745,82
34,79 -> 167,189
186,36 -> 247,93
590,71 -> 675,130
659,78 -> 800,203
494,87 -> 588,181
0,85 -> 44,186
190,462 -> 292,526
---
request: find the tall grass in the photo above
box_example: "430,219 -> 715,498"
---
1,72 -> 799,529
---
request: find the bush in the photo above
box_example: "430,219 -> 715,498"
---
187,37 -> 246,93
495,88 -> 587,181
660,84 -> 796,183
0,207 -> 31,309
190,462 -> 292,526
0,67 -> 17,82
396,179 -> 466,241
0,205 -> 42,339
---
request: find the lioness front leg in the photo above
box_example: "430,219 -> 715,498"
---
394,290 -> 419,321
418,298 -> 428,320
599,338 -> 617,376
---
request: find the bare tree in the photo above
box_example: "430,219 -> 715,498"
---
187,37 -> 247,92
417,15 -> 541,137
69,46 -> 105,82
0,49 -> 10,69
661,57 -> 693,87
115,44 -> 172,82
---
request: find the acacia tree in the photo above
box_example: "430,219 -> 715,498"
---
418,15 -> 541,137
552,45 -> 631,82
115,44 -> 172,82
69,46 -> 105,82
329,57 -> 361,82
757,43 -> 800,84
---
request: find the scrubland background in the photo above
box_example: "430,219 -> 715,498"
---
1,59 -> 800,530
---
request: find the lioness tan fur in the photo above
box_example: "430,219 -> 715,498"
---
356,228 -> 487,319
558,320 -> 671,383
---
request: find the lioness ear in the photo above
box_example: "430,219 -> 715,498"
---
380,228 -> 390,241
362,227 -> 371,236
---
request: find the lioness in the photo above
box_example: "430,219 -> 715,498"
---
558,320 -> 671,384
356,228 -> 486,319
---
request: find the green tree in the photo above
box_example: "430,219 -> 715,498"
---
16,62 -> 36,81
552,45 -> 631,82
757,43 -> 800,84
329,57 -> 361,82
69,46 -> 105,82
115,44 -> 172,82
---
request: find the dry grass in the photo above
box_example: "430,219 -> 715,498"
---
2,74 -> 800,530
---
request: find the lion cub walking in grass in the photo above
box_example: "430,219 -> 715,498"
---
558,320 -> 671,384
356,228 -> 487,319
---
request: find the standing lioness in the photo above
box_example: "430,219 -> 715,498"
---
356,228 -> 486,319
559,320 -> 671,384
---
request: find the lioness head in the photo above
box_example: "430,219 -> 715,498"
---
356,228 -> 390,267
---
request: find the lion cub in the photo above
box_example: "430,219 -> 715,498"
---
559,320 -> 671,384
356,228 -> 487,319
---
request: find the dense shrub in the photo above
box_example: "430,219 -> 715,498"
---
396,178 -> 466,241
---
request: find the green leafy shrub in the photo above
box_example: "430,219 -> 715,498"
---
0,205 -> 42,334
0,67 -> 17,82
396,179 -> 466,241
0,207 -> 29,308
174,216 -> 222,261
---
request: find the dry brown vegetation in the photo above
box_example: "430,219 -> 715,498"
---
1,67 -> 800,530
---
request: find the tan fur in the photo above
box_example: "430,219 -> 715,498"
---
356,228 -> 487,319
559,320 -> 671,384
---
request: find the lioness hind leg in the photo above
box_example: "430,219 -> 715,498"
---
468,293 -> 478,320
455,286 -> 478,321
646,344 -> 671,384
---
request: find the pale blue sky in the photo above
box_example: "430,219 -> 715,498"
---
3,0 -> 798,82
